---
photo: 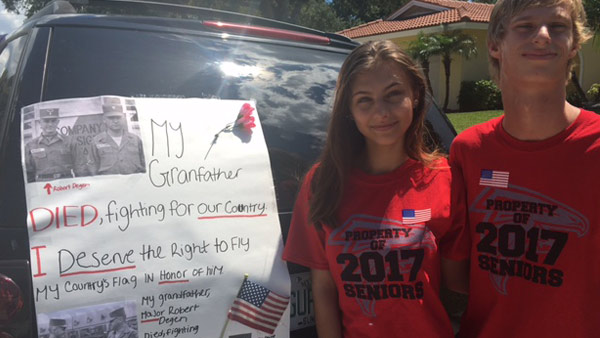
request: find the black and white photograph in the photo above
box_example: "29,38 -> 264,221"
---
37,300 -> 138,338
22,96 -> 146,183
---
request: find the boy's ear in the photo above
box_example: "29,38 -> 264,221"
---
488,41 -> 501,59
568,44 -> 578,59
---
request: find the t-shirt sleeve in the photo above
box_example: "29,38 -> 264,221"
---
440,142 -> 471,261
282,168 -> 329,270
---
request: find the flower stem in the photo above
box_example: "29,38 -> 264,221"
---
204,124 -> 234,160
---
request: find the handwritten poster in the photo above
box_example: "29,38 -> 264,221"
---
21,96 -> 291,338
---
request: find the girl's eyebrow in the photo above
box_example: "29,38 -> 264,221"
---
353,82 -> 404,96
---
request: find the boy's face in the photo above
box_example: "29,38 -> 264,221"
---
489,4 -> 578,85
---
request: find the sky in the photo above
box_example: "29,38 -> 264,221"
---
0,3 -> 25,35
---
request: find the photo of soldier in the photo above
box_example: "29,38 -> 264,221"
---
90,104 -> 146,176
38,291 -> 137,338
107,308 -> 137,338
48,318 -> 67,338
24,108 -> 76,182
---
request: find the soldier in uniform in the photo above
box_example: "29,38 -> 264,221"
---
25,108 -> 75,182
48,318 -> 67,338
90,104 -> 145,176
107,308 -> 137,338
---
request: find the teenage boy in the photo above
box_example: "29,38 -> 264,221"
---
450,0 -> 599,337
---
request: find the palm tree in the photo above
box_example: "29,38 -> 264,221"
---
428,30 -> 478,111
407,32 -> 436,93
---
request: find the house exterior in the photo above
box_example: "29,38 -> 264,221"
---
338,0 -> 600,111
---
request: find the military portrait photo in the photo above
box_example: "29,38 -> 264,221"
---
107,307 -> 137,338
89,99 -> 146,176
22,96 -> 147,183
48,318 -> 68,338
24,108 -> 78,183
38,301 -> 138,338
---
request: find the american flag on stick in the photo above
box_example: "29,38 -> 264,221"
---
227,277 -> 289,334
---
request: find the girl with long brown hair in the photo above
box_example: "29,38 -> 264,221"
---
283,40 -> 465,337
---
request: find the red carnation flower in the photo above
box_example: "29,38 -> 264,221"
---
205,102 -> 257,160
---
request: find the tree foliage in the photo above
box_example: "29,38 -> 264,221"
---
6,0 -> 600,34
2,0 -> 50,17
330,0 -> 408,26
406,32 -> 436,93
409,30 -> 477,111
298,0 -> 347,32
433,31 -> 477,111
583,0 -> 600,33
3,0 -> 351,31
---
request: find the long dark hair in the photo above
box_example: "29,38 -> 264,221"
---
309,40 -> 438,228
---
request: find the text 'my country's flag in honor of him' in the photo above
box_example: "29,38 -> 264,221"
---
228,279 -> 290,334
479,169 -> 510,188
402,209 -> 431,224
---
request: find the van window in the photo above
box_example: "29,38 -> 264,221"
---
45,27 -> 347,211
0,36 -> 26,161
0,36 -> 29,268
0,36 -> 27,230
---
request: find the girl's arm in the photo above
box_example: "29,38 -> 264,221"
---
311,268 -> 342,338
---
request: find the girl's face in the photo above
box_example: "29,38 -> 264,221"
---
350,61 -> 416,155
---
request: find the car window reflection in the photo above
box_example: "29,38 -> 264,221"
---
45,27 -> 345,211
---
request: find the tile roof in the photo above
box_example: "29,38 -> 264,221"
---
338,0 -> 494,39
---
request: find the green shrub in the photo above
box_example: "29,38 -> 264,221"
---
587,83 -> 600,103
458,80 -> 503,112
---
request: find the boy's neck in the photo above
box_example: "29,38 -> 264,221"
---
500,77 -> 580,141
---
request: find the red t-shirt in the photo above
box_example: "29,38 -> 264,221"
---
283,158 -> 458,338
450,109 -> 600,338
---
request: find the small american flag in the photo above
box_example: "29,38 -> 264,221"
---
228,279 -> 289,334
402,209 -> 431,224
479,169 -> 509,188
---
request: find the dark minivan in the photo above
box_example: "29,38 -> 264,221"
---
0,1 -> 456,337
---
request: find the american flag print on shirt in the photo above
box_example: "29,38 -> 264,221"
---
228,279 -> 290,334
479,169 -> 510,188
402,209 -> 431,224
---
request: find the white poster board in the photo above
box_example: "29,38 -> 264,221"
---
21,96 -> 291,338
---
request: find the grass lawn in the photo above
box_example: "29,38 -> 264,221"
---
447,110 -> 504,134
